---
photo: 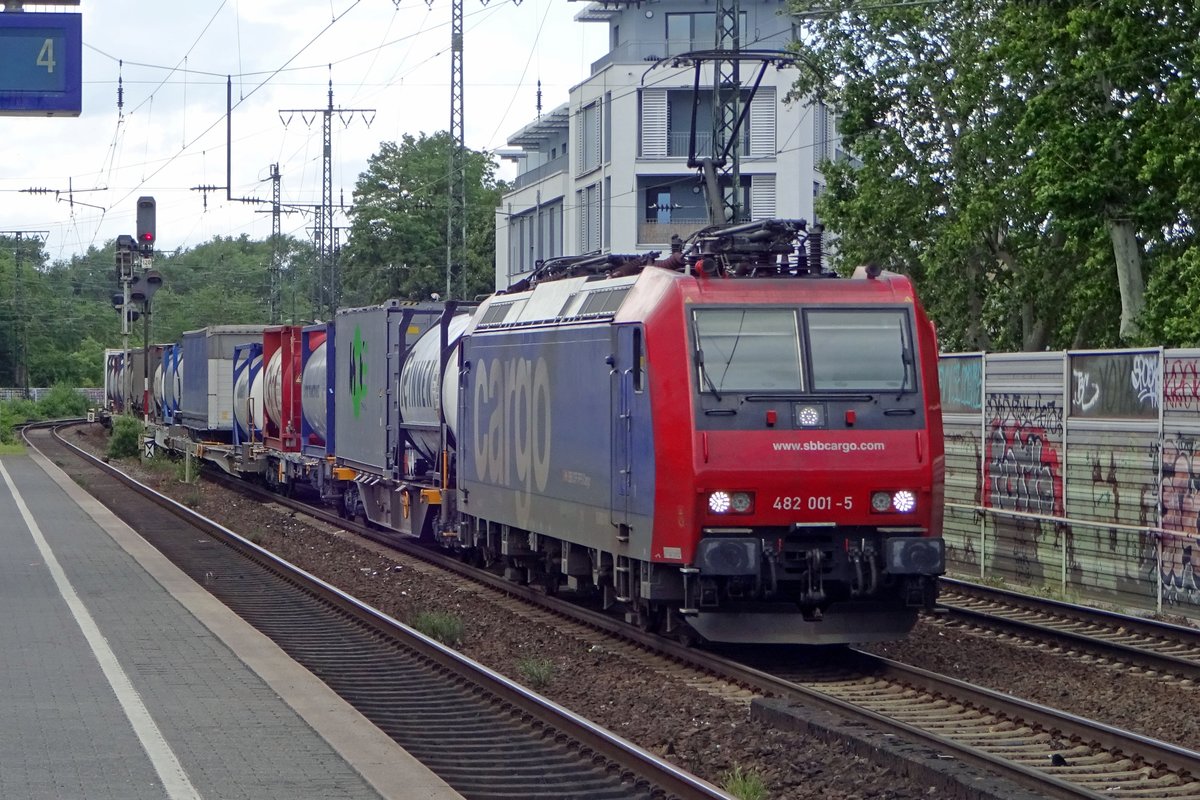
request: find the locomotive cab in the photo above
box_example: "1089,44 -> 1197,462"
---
672,278 -> 946,643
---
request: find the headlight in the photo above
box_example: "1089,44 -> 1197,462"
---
871,490 -> 917,514
709,491 -> 732,513
892,490 -> 916,513
795,404 -> 824,427
708,491 -> 754,514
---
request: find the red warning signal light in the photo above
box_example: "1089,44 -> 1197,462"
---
136,196 -> 156,249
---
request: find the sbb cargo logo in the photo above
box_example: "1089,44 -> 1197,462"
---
471,355 -> 552,525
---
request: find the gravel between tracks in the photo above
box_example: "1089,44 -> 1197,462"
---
68,423 -> 1200,796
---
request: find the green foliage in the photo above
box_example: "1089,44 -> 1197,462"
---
0,418 -> 19,448
721,765 -> 768,800
0,382 -> 90,452
340,132 -> 505,304
412,610 -> 464,647
35,384 -> 91,418
516,657 -> 555,690
791,0 -> 1200,350
107,416 -> 143,460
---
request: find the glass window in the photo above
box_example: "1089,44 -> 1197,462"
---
693,309 -> 802,392
805,309 -> 915,391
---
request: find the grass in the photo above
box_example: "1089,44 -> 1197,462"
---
516,657 -> 555,690
721,765 -> 768,800
412,611 -> 464,647
0,442 -> 24,455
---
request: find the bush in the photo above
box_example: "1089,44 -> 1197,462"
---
722,765 -> 767,800
516,657 -> 555,690
36,384 -> 90,419
107,416 -> 144,460
412,611 -> 464,647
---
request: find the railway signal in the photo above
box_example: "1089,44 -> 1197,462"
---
136,196 -> 156,253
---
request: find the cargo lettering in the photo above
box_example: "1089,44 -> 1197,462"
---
472,356 -> 552,500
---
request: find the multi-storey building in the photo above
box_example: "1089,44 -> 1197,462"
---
494,0 -> 836,289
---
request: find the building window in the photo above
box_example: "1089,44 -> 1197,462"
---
665,12 -> 746,56
579,183 -> 600,253
578,101 -> 601,174
815,100 -> 835,163
665,88 -> 753,158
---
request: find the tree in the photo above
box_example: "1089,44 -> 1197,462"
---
1001,2 -> 1200,342
340,132 -> 505,305
791,0 -> 1200,350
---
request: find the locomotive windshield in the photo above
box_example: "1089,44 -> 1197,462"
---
691,306 -> 917,394
805,308 -> 916,391
692,308 -> 804,392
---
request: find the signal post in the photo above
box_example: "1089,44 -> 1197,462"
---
112,196 -> 161,421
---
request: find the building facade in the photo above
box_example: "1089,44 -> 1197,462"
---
494,0 -> 836,289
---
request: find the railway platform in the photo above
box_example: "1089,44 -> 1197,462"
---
0,450 -> 463,800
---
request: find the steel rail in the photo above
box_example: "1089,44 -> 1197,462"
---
34,424 -> 734,800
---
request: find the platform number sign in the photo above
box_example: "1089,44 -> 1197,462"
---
0,12 -> 82,116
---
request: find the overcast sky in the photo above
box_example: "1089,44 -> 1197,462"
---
0,0 -> 606,262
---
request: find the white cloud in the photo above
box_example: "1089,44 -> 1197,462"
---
0,0 -> 604,261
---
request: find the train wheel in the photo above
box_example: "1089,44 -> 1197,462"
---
632,601 -> 660,633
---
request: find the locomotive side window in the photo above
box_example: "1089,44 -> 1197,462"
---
805,309 -> 915,391
692,308 -> 802,392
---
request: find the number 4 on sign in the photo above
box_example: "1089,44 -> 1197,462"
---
38,38 -> 55,73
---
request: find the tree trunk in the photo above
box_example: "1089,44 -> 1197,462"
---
1106,217 -> 1145,341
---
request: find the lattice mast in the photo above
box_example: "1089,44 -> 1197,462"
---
446,0 -> 466,299
712,0 -> 742,225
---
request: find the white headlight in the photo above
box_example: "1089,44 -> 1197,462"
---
798,406 -> 821,426
871,491 -> 892,512
892,490 -> 916,513
709,491 -> 732,513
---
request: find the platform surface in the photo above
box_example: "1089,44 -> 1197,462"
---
0,450 -> 463,800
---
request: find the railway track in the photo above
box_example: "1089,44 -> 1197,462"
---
29,424 -> 732,800
55,422 -> 1200,799
936,577 -> 1200,683
740,648 -> 1200,800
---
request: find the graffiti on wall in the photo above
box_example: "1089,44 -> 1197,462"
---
1070,449 -> 1158,591
1070,352 -> 1159,419
939,356 -> 982,413
1164,355 -> 1200,411
1161,436 -> 1200,606
943,431 -> 983,572
985,393 -> 1064,516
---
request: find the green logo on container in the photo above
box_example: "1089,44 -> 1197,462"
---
350,325 -> 368,417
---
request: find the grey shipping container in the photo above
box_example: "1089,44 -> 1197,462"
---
334,301 -> 441,475
179,325 -> 265,434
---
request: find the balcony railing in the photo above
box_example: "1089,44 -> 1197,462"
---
511,153 -> 568,191
666,131 -> 751,159
637,218 -> 708,246
638,215 -> 755,246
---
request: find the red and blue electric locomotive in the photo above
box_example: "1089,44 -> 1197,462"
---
346,220 -> 946,644
121,219 -> 945,645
